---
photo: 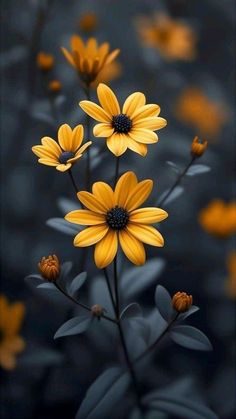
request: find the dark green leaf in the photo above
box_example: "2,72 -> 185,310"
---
186,164 -> 211,176
170,325 -> 213,351
54,315 -> 91,339
46,217 -> 82,236
68,272 -> 87,296
147,396 -> 217,419
176,305 -> 199,322
120,303 -> 143,319
155,285 -> 173,322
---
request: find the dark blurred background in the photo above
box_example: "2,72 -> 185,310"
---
1,0 -> 235,418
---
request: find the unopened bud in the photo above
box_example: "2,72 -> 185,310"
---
91,304 -> 105,318
48,80 -> 62,93
172,291 -> 193,312
38,255 -> 60,282
37,52 -> 54,72
79,13 -> 97,33
191,136 -> 208,157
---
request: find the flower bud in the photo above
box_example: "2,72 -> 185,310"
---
38,255 -> 60,282
191,136 -> 208,157
79,13 -> 97,33
48,80 -> 62,93
172,291 -> 193,312
36,52 -> 54,71
91,304 -> 104,318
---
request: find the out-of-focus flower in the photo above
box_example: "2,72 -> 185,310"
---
91,304 -> 105,318
65,171 -> 168,269
175,88 -> 227,138
80,83 -> 167,157
191,136 -> 208,158
36,52 -> 54,71
48,79 -> 62,93
38,255 -> 60,281
225,251 -> 236,298
172,292 -> 193,312
199,200 -> 236,238
78,12 -> 98,33
136,13 -> 197,61
91,60 -> 122,88
0,296 -> 25,370
32,124 -> 92,172
61,36 -> 120,86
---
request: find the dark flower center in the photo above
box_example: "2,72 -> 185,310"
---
59,151 -> 75,164
112,114 -> 132,133
106,206 -> 129,230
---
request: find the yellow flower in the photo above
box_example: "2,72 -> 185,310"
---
36,52 -> 54,71
65,171 -> 168,269
61,36 -> 120,86
38,254 -> 60,282
175,88 -> 228,138
79,83 -> 167,157
136,13 -> 196,61
78,12 -> 98,33
32,124 -> 92,172
225,251 -> 236,298
199,200 -> 236,238
191,136 -> 208,157
0,296 -> 25,370
91,60 -> 122,89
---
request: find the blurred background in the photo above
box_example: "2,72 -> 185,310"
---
1,0 -> 235,418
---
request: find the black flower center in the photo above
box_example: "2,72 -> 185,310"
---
106,206 -> 129,230
59,151 -> 75,164
112,114 -> 132,133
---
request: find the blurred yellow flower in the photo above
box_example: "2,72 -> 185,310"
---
91,60 -> 122,88
225,251 -> 236,298
175,88 -> 227,138
36,52 -> 54,71
32,124 -> 92,172
48,79 -> 62,93
199,200 -> 236,238
61,36 -> 120,86
65,171 -> 168,269
80,83 -> 167,157
78,12 -> 98,33
136,13 -> 197,61
0,296 -> 25,370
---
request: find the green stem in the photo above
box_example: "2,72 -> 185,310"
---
68,169 -> 79,195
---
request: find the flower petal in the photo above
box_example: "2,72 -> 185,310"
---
106,133 -> 128,156
129,208 -> 168,224
58,124 -> 73,150
32,146 -> 58,161
127,224 -> 164,247
119,230 -> 146,265
92,182 -> 115,209
93,123 -> 114,137
61,47 -> 76,68
74,225 -> 108,247
77,141 -> 92,155
122,92 -> 146,117
78,191 -> 108,213
132,104 -> 161,121
105,49 -> 120,65
133,117 -> 167,130
94,230 -> 118,268
41,137 -> 61,156
129,129 -> 158,144
71,124 -> 84,151
125,180 -> 153,211
65,210 -> 106,225
97,83 -> 120,116
114,171 -> 138,207
38,158 -> 59,167
79,101 -> 111,123
56,163 -> 72,172
126,138 -> 147,156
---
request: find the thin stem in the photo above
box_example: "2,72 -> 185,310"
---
103,268 -> 116,313
113,256 -> 120,319
113,157 -> 120,188
84,86 -> 91,190
68,169 -> 79,195
54,282 -> 117,324
158,156 -> 196,207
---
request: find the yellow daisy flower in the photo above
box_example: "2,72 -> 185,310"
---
79,83 -> 167,157
32,124 -> 92,172
65,171 -> 168,269
61,36 -> 120,86
0,295 -> 25,370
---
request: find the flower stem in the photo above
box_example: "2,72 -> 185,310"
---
68,169 -> 79,195
84,86 -> 91,190
113,156 -> 120,188
158,156 -> 196,207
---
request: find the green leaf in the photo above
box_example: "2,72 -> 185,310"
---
57,197 -> 80,214
176,305 -> 199,321
170,325 -> 213,351
54,315 -> 92,339
120,303 -> 143,319
155,285 -> 173,322
46,217 -> 82,236
186,164 -> 211,176
68,272 -> 87,296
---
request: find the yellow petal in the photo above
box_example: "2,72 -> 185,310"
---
38,158 -> 59,167
41,137 -> 61,155
97,83 -> 120,116
80,101 -> 111,123
77,141 -> 92,156
4,336 -> 25,353
127,138 -> 147,156
106,133 -> 128,156
78,191 -> 108,213
71,35 -> 85,53
0,348 -> 16,370
61,47 -> 76,68
125,180 -> 153,211
71,124 -> 84,151
133,117 -> 167,130
58,124 -> 73,150
56,163 -> 71,172
132,104 -> 161,121
32,146 -> 58,161
129,208 -> 168,224
122,92 -> 146,117
129,129 -> 158,144
74,225 -> 108,247
94,230 -> 118,268
86,37 -> 98,55
92,182 -> 115,209
105,49 -> 120,65
114,171 -> 138,207
119,230 -> 146,265
65,210 -> 106,225
93,123 -> 114,137
7,303 -> 25,336
127,224 -> 164,247
98,42 -> 109,59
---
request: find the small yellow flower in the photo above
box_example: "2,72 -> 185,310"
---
91,60 -> 122,89
38,255 -> 60,282
0,296 -> 25,370
36,52 -> 54,71
172,292 -> 193,312
65,171 -> 168,269
225,251 -> 236,298
78,12 -> 98,33
79,83 -> 167,157
32,124 -> 92,172
61,36 -> 120,86
199,200 -> 236,238
136,13 -> 197,61
48,80 -> 62,93
191,136 -> 208,157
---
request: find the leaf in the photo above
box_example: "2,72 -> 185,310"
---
121,259 -> 166,299
176,305 -> 199,322
125,323 -> 147,359
186,164 -> 211,176
46,217 -> 82,236
170,325 -> 213,351
19,348 -> 64,367
57,197 -> 80,214
166,160 -> 181,174
24,274 -> 43,287
37,283 -> 58,290
155,285 -> 173,322
158,186 -> 184,206
120,303 -> 143,319
76,367 -> 130,419
60,261 -> 73,284
68,272 -> 87,296
54,315 -> 92,339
